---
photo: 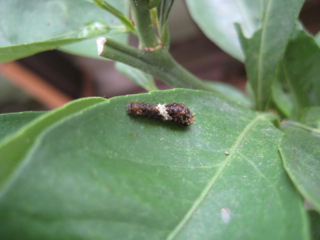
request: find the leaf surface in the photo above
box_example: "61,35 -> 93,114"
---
0,0 -> 128,62
115,62 -> 158,91
0,112 -> 44,142
0,97 -> 105,189
279,123 -> 320,212
237,0 -> 304,110
186,0 -> 261,61
279,29 -> 320,115
207,81 -> 253,108
0,89 -> 308,239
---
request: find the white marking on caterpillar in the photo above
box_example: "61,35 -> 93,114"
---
156,104 -> 171,121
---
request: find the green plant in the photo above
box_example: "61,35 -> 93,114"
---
1,0 -> 320,239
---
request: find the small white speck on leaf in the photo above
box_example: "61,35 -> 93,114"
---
225,151 -> 230,156
221,208 -> 231,224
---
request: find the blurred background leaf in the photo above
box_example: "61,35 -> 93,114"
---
0,0 -> 129,62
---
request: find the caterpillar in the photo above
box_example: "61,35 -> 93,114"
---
127,102 -> 195,126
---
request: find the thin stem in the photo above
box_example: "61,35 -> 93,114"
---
93,0 -> 136,34
129,0 -> 159,48
97,37 -> 214,91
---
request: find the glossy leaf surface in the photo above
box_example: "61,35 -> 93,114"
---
207,81 -> 253,108
0,112 -> 44,142
237,0 -> 303,110
0,97 -> 105,189
186,0 -> 261,61
0,89 -> 308,239
279,30 -> 320,116
0,0 -> 128,62
280,125 -> 320,212
115,62 -> 158,91
272,70 -> 294,118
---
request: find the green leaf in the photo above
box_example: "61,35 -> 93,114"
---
278,29 -> 320,116
272,70 -> 294,118
0,97 -> 105,189
279,127 -> 320,212
0,112 -> 44,142
93,0 -> 135,33
186,0 -> 261,61
309,210 -> 320,240
0,89 -> 308,239
0,0 -> 128,62
115,62 -> 158,91
299,107 -> 320,128
237,0 -> 304,110
59,33 -> 128,59
206,81 -> 253,108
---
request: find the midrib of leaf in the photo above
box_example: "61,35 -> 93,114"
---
166,114 -> 264,239
257,0 -> 272,110
282,120 -> 320,134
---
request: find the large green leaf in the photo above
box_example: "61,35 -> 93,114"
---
279,124 -> 320,212
0,97 -> 105,189
0,0 -> 128,62
237,0 -> 304,110
0,89 -> 308,239
276,29 -> 320,116
186,0 -> 261,61
0,112 -> 44,142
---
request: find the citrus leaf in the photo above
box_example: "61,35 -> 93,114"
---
0,89 -> 308,239
279,126 -> 320,212
279,29 -> 320,115
59,33 -> 128,59
0,97 -> 106,189
0,112 -> 44,142
237,0 -> 304,110
186,0 -> 261,61
206,81 -> 253,108
115,62 -> 158,91
272,71 -> 294,118
0,0 -> 128,62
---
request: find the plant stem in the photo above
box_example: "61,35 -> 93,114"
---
97,37 -> 213,91
92,0 -> 136,34
129,0 -> 159,48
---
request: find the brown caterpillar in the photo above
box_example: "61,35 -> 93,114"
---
126,102 -> 195,126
